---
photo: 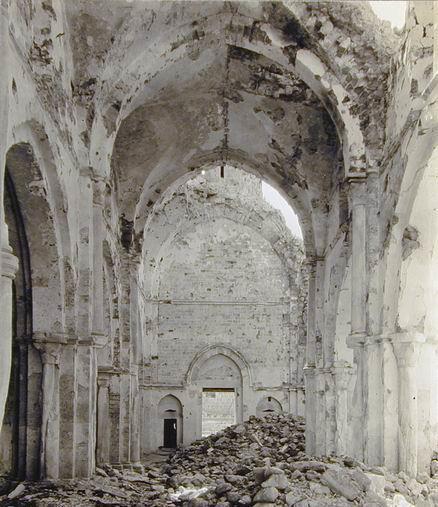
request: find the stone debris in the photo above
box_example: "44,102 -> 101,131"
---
1,415 -> 437,506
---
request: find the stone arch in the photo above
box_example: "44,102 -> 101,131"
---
187,345 -> 251,387
157,394 -> 183,448
256,396 -> 283,417
0,126 -> 72,479
137,159 -> 314,257
9,121 -> 74,335
100,12 -> 363,259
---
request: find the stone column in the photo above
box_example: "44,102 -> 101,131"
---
382,336 -> 399,471
346,178 -> 368,461
96,370 -> 111,465
365,169 -> 384,467
0,227 -> 18,432
332,361 -> 353,455
74,170 -> 108,477
304,259 -> 317,455
349,179 -> 367,336
324,368 -> 336,455
119,371 -> 131,464
92,177 -> 106,338
75,340 -> 96,477
59,340 -> 76,478
74,168 -> 95,478
311,257 -> 326,455
364,335 -> 383,465
33,338 -> 62,480
130,365 -> 141,468
314,367 -> 327,455
129,259 -> 142,467
109,372 -> 121,465
393,332 -> 424,477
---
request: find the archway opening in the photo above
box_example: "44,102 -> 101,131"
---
0,168 -> 31,480
0,141 -> 64,480
202,389 -> 236,437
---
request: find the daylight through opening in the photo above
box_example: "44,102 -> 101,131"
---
202,389 -> 236,437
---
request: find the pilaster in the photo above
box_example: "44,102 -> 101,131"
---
346,333 -> 366,461
332,361 -> 353,455
393,331 -> 425,477
303,365 -> 316,455
364,334 -> 384,466
96,368 -> 111,465
304,258 -> 319,455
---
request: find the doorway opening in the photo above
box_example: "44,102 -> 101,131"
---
163,417 -> 177,448
202,388 -> 236,437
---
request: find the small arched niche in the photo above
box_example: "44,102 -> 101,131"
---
157,395 -> 183,449
256,396 -> 283,417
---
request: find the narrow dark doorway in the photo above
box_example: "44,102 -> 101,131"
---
163,419 -> 177,448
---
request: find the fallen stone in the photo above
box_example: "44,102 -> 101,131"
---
8,483 -> 26,499
320,467 -> 362,501
253,486 -> 279,503
261,473 -> 289,490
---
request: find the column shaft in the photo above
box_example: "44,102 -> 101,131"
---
304,261 -> 316,455
59,343 -> 76,478
96,373 -> 111,465
34,340 -> 61,480
394,335 -> 423,476
347,179 -> 368,461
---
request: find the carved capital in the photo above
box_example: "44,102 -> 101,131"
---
97,372 -> 111,387
392,332 -> 425,368
33,339 -> 62,365
92,332 -> 108,348
347,333 -> 366,349
303,364 -> 316,377
364,334 -> 383,347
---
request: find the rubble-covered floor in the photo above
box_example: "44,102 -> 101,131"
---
1,415 -> 438,506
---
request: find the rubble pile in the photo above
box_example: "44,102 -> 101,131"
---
1,414 -> 438,506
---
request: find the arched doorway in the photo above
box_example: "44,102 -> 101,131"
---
190,350 -> 244,438
158,395 -> 183,449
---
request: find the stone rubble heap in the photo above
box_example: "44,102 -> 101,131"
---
1,414 -> 438,506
